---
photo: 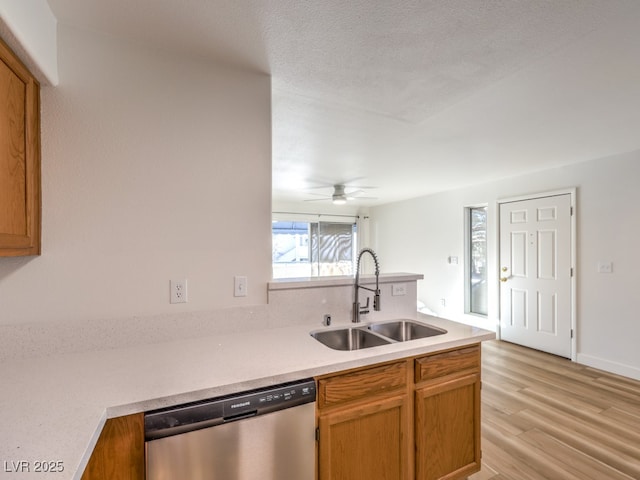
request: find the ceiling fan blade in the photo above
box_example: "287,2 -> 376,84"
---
305,177 -> 377,190
345,197 -> 378,201
345,189 -> 378,197
304,197 -> 331,202
344,185 -> 377,190
301,180 -> 378,202
338,176 -> 369,186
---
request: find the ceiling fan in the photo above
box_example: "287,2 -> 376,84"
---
305,184 -> 378,205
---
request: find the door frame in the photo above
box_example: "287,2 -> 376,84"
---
496,188 -> 577,361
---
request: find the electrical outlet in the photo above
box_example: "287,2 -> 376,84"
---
440,298 -> 446,307
392,284 -> 407,296
234,276 -> 248,297
170,279 -> 188,304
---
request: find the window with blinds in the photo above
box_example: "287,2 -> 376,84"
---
272,220 -> 357,279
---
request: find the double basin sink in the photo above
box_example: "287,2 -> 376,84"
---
311,319 -> 447,351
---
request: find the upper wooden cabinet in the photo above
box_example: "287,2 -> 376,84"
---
0,36 -> 41,256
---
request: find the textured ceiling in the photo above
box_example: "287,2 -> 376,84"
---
269,0 -> 615,123
47,0 -> 640,208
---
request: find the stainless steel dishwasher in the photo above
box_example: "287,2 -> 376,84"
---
144,378 -> 316,480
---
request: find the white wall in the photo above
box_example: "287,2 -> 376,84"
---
0,25 -> 272,325
369,152 -> 640,380
0,0 -> 58,85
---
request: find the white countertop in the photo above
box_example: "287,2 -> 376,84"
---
0,314 -> 494,480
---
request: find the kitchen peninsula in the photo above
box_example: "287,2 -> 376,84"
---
0,274 -> 494,479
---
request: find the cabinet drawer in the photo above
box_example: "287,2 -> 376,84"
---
318,361 -> 407,409
415,345 -> 480,383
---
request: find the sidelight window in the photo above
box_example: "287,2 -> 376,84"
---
466,206 -> 488,316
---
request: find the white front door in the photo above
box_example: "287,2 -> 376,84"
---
499,194 -> 573,358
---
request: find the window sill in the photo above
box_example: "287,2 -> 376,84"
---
268,273 -> 424,291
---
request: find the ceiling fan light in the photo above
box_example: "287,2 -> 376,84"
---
332,197 -> 347,205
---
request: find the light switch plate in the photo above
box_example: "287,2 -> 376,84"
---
597,262 -> 613,273
234,276 -> 248,297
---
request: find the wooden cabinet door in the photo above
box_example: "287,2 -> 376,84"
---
81,414 -> 145,480
318,394 -> 410,480
415,373 -> 481,480
0,37 -> 40,256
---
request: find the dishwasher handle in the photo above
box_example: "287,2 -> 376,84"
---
223,410 -> 258,422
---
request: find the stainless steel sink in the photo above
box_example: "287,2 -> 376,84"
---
311,327 -> 391,351
311,319 -> 447,350
368,320 -> 447,342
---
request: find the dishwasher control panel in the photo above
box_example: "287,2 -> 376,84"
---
225,380 -> 316,417
145,378 -> 316,440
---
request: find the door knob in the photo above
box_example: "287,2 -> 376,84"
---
501,266 -> 508,272
500,277 -> 509,282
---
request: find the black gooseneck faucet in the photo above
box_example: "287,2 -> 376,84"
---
352,248 -> 381,322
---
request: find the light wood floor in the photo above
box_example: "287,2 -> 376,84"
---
469,340 -> 640,480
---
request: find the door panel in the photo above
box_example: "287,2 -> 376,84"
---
537,230 -> 556,279
511,231 -> 527,276
510,289 -> 527,328
415,373 -> 481,480
500,194 -> 572,358
318,395 -> 409,480
537,291 -> 557,334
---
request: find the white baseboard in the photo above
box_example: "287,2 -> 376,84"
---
577,353 -> 640,381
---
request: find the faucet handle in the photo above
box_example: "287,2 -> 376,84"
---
360,296 -> 370,313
